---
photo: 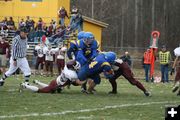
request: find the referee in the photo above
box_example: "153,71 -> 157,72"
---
0,27 -> 31,86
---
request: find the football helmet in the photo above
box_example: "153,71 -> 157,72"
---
83,32 -> 94,45
77,31 -> 85,40
104,52 -> 116,63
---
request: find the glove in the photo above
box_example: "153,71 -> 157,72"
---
170,68 -> 175,75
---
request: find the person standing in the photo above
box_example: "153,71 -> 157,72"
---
58,6 -> 69,27
69,7 -> 83,32
44,44 -> 55,77
158,45 -> 171,83
0,27 -> 31,86
54,43 -> 67,75
142,49 -> 152,82
34,42 -> 46,75
120,51 -> 132,67
0,36 -> 10,74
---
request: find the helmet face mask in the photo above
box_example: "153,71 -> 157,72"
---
83,38 -> 93,45
83,32 -> 94,45
73,61 -> 81,70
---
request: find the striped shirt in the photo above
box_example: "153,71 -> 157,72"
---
12,35 -> 27,59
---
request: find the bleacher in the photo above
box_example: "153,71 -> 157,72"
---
0,29 -> 76,57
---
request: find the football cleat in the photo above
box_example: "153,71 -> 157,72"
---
81,88 -> 88,94
57,87 -> 62,93
19,82 -> 26,93
172,82 -> 180,93
108,91 -> 117,94
87,89 -> 94,94
172,86 -> 179,93
33,80 -> 39,84
177,91 -> 180,96
0,79 -> 4,86
144,91 -> 151,97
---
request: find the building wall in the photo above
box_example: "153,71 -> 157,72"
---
0,0 -> 103,48
0,0 -> 70,25
83,22 -> 102,49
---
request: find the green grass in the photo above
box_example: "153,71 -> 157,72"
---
0,70 -> 179,120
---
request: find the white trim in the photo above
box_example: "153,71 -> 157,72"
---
0,101 -> 179,119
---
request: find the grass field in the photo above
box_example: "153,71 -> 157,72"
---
0,69 -> 179,120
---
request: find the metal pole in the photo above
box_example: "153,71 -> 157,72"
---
92,0 -> 94,18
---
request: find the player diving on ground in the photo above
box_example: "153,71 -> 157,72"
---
20,60 -> 85,93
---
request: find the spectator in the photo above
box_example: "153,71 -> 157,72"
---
51,19 -> 57,30
25,16 -> 35,32
18,19 -> 26,29
47,20 -> 56,37
2,17 -> 8,25
7,17 -> 15,30
158,45 -> 172,83
0,17 -> 8,31
0,37 -> 10,74
35,18 -> 45,41
36,17 -> 44,31
69,7 -> 83,32
58,6 -> 69,26
142,49 -> 152,82
120,51 -> 132,67
48,26 -> 66,46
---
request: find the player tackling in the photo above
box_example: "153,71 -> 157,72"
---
20,60 -> 85,93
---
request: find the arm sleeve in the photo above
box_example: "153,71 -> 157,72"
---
76,50 -> 87,66
67,43 -> 75,59
90,41 -> 98,59
12,37 -> 18,60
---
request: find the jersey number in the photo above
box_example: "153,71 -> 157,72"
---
89,61 -> 98,68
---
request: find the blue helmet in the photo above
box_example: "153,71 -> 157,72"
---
84,32 -> 94,39
104,52 -> 116,63
77,31 -> 85,40
83,32 -> 94,44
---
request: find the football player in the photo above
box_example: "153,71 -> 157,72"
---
44,44 -> 55,77
34,42 -> 47,75
20,60 -> 84,93
54,43 -> 67,75
67,31 -> 85,60
171,46 -> 180,96
109,59 -> 151,96
76,32 -> 99,66
77,52 -> 116,93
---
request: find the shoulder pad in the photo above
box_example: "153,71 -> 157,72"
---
101,62 -> 111,67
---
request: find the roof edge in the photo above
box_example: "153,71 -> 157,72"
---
83,16 -> 109,28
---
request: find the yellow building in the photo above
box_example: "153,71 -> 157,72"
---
0,0 -> 108,47
83,16 -> 108,49
0,0 -> 70,24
